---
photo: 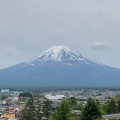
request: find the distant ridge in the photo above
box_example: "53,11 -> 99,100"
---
0,45 -> 120,88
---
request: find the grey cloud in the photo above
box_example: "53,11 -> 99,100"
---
0,0 -> 120,68
92,42 -> 106,50
96,10 -> 104,18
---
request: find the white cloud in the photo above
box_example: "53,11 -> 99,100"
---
92,42 -> 106,50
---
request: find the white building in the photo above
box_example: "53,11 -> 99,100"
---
1,89 -> 9,93
45,95 -> 65,103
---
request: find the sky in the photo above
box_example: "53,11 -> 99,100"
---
0,0 -> 120,69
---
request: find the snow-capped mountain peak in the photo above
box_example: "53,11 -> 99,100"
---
43,45 -> 73,60
45,45 -> 70,54
25,45 -> 89,66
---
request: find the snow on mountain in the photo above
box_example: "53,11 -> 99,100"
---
25,45 -> 91,66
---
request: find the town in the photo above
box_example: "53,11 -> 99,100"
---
0,88 -> 120,120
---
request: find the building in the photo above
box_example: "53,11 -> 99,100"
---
8,106 -> 19,113
102,114 -> 120,120
1,112 -> 15,119
18,96 -> 22,102
1,90 -> 9,93
45,95 -> 65,103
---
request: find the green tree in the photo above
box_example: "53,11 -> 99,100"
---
99,104 -> 107,115
42,99 -> 51,119
1,95 -> 8,100
117,100 -> 120,113
20,95 -> 49,120
96,99 -> 100,106
113,94 -> 120,102
35,99 -> 44,120
68,97 -> 77,105
67,97 -> 78,110
106,99 -> 116,114
81,97 -> 101,120
50,99 -> 70,120
20,95 -> 35,120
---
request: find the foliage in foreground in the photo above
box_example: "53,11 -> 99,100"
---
49,99 -> 70,120
80,97 -> 101,120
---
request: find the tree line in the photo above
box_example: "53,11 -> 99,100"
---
20,94 -> 120,120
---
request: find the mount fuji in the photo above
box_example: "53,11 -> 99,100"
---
0,45 -> 120,88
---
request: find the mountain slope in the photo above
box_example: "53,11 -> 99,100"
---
0,45 -> 120,88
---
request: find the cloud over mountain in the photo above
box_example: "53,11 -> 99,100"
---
92,42 -> 106,50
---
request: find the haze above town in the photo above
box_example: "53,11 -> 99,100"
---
0,0 -> 120,69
